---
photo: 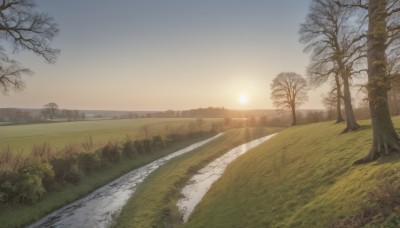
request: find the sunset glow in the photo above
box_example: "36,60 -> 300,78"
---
239,94 -> 249,104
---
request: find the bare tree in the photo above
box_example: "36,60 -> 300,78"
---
270,72 -> 309,126
300,0 -> 366,133
308,61 -> 344,123
0,0 -> 59,93
322,87 -> 342,120
41,102 -> 58,120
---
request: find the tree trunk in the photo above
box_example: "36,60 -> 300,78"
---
335,74 -> 344,123
355,0 -> 400,164
340,70 -> 360,133
291,104 -> 297,126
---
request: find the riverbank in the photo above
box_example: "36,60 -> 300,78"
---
0,132 -> 215,228
115,127 -> 281,227
185,118 -> 400,227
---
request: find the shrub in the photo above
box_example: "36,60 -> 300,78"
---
25,162 -> 55,189
100,142 -> 121,163
78,152 -> 100,173
134,140 -> 144,154
0,191 -> 6,204
152,135 -> 165,149
14,172 -> 45,204
0,179 -> 16,204
50,157 -> 80,183
0,162 -> 54,204
330,171 -> 400,227
142,139 -> 153,153
166,133 -> 181,143
122,139 -> 137,158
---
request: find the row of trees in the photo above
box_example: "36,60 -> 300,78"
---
0,104 -> 85,124
272,0 -> 400,163
40,102 -> 85,121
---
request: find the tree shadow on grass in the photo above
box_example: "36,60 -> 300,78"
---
371,153 -> 400,166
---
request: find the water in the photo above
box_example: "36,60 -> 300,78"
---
176,133 -> 277,222
28,133 -> 223,228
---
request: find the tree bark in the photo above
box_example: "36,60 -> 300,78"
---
335,74 -> 344,123
355,0 -> 400,164
340,72 -> 360,133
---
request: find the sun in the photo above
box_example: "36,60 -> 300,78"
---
239,94 -> 249,104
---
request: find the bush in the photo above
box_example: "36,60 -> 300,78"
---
331,171 -> 400,227
100,142 -> 121,163
0,179 -> 16,204
122,139 -> 137,158
14,172 -> 45,204
134,140 -> 144,154
142,139 -> 153,153
50,157 -> 80,183
78,152 -> 100,173
152,135 -> 165,149
0,162 -> 54,204
25,162 -> 55,189
166,133 -> 181,143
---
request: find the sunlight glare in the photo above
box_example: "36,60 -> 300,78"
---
239,94 -> 249,104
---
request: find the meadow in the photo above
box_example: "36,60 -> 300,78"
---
186,117 -> 400,227
111,117 -> 400,227
0,118 -> 212,154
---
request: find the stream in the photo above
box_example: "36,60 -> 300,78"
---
176,133 -> 277,222
28,133 -> 223,228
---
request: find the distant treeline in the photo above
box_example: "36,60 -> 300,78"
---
0,105 -> 384,127
142,107 -> 283,118
0,108 -> 85,125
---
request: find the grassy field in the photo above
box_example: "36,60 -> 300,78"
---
185,117 -> 400,227
0,118 -> 211,153
115,127 -> 281,227
0,133 -> 216,228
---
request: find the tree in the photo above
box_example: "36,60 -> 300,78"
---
300,0 -> 365,133
270,72 -> 309,126
322,88 -> 342,120
362,0 -> 400,162
338,0 -> 400,163
41,102 -> 58,120
0,0 -> 59,94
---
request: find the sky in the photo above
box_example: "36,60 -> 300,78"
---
0,0 -> 333,111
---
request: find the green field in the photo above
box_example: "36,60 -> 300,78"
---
0,118 -> 210,153
185,117 -> 400,227
115,127 -> 281,227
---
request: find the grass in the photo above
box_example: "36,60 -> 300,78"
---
185,117 -> 400,227
114,127 -> 281,227
0,133 -> 215,228
0,118 -> 214,154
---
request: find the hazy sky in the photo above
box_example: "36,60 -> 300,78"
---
0,0 -> 332,111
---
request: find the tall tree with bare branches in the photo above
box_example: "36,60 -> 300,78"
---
270,72 -> 309,126
300,0 -> 366,133
0,0 -> 59,94
336,0 -> 400,163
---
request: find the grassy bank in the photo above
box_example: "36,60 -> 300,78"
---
0,133 -> 215,228
115,127 -> 281,227
186,117 -> 400,227
0,118 -> 214,153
